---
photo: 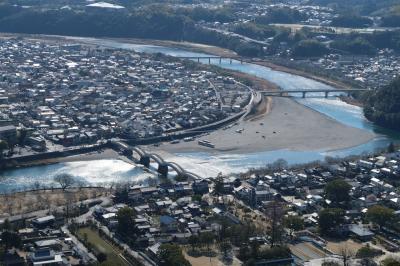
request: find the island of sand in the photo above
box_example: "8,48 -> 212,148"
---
148,97 -> 376,155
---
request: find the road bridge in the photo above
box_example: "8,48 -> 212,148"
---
259,88 -> 369,98
177,56 -> 243,64
126,145 -> 201,179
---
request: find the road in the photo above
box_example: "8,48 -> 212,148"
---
65,198 -> 157,266
202,26 -> 269,46
61,225 -> 98,264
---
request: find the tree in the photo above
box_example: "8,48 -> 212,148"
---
0,140 -> 8,157
388,142 -> 396,153
54,173 -> 75,191
188,235 -> 198,252
318,208 -> 345,235
292,40 -> 329,57
199,232 -> 214,252
255,246 -> 292,262
214,173 -> 224,195
360,258 -> 378,266
116,207 -> 135,236
381,257 -> 400,266
367,205 -> 395,229
364,77 -> 400,130
219,240 -> 232,258
325,179 -> 351,204
331,15 -> 373,28
96,252 -> 107,262
271,158 -> 288,171
284,215 -> 304,239
356,245 -> 382,259
339,244 -> 355,266
18,128 -> 28,146
158,244 -> 190,266
238,244 -> 252,262
331,36 -> 375,55
264,200 -> 285,247
1,231 -> 21,249
114,183 -> 130,203
322,261 -> 340,266
33,181 -> 41,191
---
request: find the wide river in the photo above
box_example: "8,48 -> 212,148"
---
1,38 -> 399,192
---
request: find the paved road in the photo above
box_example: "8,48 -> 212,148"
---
65,198 -> 157,266
202,26 -> 269,46
96,223 -> 157,266
61,225 -> 98,264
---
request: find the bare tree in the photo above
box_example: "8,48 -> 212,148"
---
44,192 -> 52,212
264,200 -> 285,247
339,244 -> 355,266
76,180 -> 85,191
4,193 -> 14,215
64,191 -> 75,220
36,193 -> 46,209
108,182 -> 116,195
54,174 -> 75,191
33,181 -> 41,191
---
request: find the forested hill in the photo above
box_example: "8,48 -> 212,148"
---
0,6 -> 187,40
310,0 -> 400,27
364,77 -> 400,130
309,0 -> 399,15
0,4 -> 264,57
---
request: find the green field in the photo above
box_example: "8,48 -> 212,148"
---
77,227 -> 129,266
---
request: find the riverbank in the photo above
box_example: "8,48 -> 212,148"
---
0,187 -> 108,217
148,97 -> 375,154
31,148 -> 122,164
0,34 -> 379,168
0,33 -> 358,93
109,37 -> 355,91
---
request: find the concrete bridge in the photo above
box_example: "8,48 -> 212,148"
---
114,143 -> 201,179
177,56 -> 243,64
259,88 -> 369,98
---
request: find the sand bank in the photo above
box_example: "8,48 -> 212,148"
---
147,97 -> 375,154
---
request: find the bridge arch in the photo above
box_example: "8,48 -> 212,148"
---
118,143 -> 203,179
165,162 -> 185,177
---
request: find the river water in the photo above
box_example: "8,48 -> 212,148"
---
0,159 -> 154,193
1,38 -> 399,191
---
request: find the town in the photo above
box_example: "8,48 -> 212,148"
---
1,0 -> 400,265
180,1 -> 400,90
2,146 -> 400,265
0,38 -> 251,158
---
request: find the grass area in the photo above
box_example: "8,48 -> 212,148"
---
77,227 -> 128,266
183,249 -> 242,266
0,187 -> 107,216
326,239 -> 363,255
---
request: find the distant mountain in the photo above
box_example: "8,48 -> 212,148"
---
310,0 -> 399,16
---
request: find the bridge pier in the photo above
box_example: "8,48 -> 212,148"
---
219,57 -> 222,64
230,59 -> 232,64
139,155 -> 150,167
158,163 -> 169,176
325,91 -> 329,98
197,57 -> 200,63
208,57 -> 211,64
302,92 -> 306,98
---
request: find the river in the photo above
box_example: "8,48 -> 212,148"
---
1,37 -> 399,191
0,159 -> 155,193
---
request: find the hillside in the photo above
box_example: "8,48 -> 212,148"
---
364,77 -> 400,130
